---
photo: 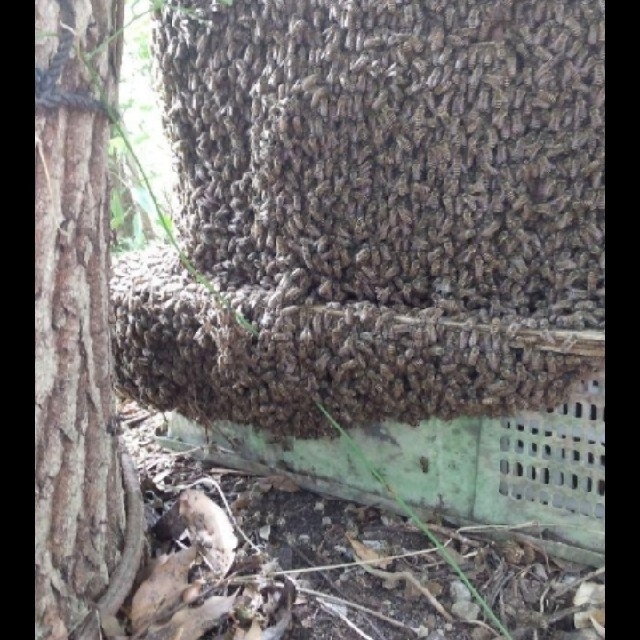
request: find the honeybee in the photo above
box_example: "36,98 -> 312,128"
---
564,14 -> 582,37
429,25 -> 445,51
593,61 -> 604,86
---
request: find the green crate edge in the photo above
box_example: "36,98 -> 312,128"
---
161,409 -> 604,565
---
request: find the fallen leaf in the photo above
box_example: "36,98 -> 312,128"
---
347,536 -> 391,569
145,593 -> 236,640
182,579 -> 205,604
264,475 -> 300,493
131,546 -> 198,633
497,540 -> 526,565
179,489 -> 238,578
231,492 -> 253,512
574,582 -> 605,607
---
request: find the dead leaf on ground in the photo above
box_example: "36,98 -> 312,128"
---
258,475 -> 300,493
231,491 -> 253,512
179,489 -> 238,578
347,535 -> 391,569
145,593 -> 236,640
234,619 -> 263,639
131,546 -> 198,633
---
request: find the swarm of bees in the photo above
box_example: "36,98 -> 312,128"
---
110,0 -> 604,437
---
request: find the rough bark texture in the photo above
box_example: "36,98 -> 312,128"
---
35,1 -> 129,638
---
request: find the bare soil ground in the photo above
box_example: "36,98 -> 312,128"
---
119,399 -> 603,640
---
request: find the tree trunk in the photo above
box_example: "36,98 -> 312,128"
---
35,1 -> 141,638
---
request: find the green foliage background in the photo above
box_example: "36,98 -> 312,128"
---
110,0 -> 176,252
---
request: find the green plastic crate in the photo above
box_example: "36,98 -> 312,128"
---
161,369 -> 604,566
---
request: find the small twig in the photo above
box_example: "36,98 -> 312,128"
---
458,520 -> 603,535
407,520 -> 484,548
288,545 -> 387,640
275,545 -> 456,576
35,134 -> 54,201
517,603 -> 594,629
72,442 -> 146,640
299,586 -> 418,635
464,618 -> 504,638
97,442 -> 145,617
356,562 -> 453,622
320,601 -> 377,640
164,444 -> 207,458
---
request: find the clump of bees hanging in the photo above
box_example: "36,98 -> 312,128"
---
111,0 -> 604,438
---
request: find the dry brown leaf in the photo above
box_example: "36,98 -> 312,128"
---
131,546 -> 198,633
263,475 -> 300,493
231,492 -> 253,512
182,579 -> 205,605
347,536 -> 391,569
145,593 -> 237,640
179,489 -> 238,578
233,619 -> 266,640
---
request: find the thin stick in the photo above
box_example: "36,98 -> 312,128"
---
356,562 -> 453,622
164,444 -> 207,458
299,587 -> 417,635
288,545 -> 387,640
275,545 -> 461,576
320,601 -> 378,640
35,134 -> 54,201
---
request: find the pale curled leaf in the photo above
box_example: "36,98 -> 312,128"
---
130,546 -> 198,633
179,489 -> 238,578
574,581 -> 605,631
574,582 -> 605,607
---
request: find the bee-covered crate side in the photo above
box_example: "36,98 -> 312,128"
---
113,0 -> 605,438
473,370 -> 605,553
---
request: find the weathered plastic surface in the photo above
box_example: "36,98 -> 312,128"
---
168,414 -> 480,514
164,406 -> 604,566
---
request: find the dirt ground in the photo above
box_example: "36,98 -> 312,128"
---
119,399 -> 604,640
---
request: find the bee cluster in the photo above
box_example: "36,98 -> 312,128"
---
110,0 -> 604,438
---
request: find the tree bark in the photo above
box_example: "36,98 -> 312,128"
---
35,1 -> 140,638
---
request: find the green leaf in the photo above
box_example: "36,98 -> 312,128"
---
110,190 -> 125,230
108,135 -> 127,157
158,213 -> 173,233
131,185 -> 155,216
